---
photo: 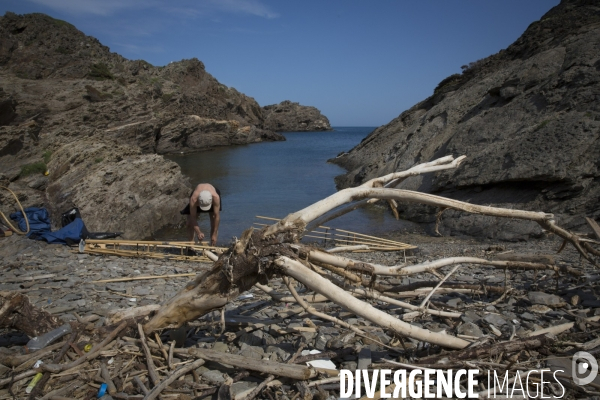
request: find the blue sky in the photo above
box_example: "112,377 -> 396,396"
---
2,0 -> 560,126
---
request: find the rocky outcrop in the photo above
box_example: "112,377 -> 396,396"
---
333,0 -> 600,241
0,12 -> 291,238
262,100 -> 332,132
156,116 -> 283,154
45,140 -> 190,239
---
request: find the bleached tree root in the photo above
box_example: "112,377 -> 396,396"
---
267,155 -> 467,236
281,276 -> 391,349
145,228 -> 292,333
305,244 -> 582,277
275,256 -> 470,349
144,154 -> 597,351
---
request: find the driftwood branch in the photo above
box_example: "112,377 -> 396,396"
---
144,358 -> 206,400
42,321 -> 128,373
275,256 -> 470,349
142,154 -> 597,356
186,348 -> 316,380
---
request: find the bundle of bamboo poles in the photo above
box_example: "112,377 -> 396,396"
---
80,239 -> 227,262
254,216 -> 416,252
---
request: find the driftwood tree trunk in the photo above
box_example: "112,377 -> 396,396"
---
145,155 -> 598,349
0,292 -> 62,338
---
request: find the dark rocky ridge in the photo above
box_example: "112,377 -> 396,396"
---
0,12 -> 330,239
333,0 -> 600,241
262,100 -> 332,132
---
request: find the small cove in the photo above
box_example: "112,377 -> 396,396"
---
156,127 -> 413,245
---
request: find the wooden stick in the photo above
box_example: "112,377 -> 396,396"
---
347,287 -> 461,319
326,245 -> 370,253
241,375 -> 275,400
204,249 -> 219,261
186,348 -> 316,380
390,256 -> 582,277
42,321 -> 128,374
334,229 -> 412,246
143,358 -> 205,400
388,281 -> 506,294
303,234 -> 331,240
91,274 -> 196,284
527,322 -> 574,337
100,363 -> 117,395
334,237 -> 414,249
134,376 -> 149,395
2,341 -> 65,368
37,381 -> 80,400
137,323 -> 160,388
154,333 -> 170,370
586,217 -> 600,240
86,238 -> 225,248
83,248 -> 211,262
168,341 -> 175,370
419,264 -> 460,309
3,274 -> 57,283
0,370 -> 38,388
419,336 -> 551,364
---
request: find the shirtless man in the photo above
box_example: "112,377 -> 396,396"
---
180,183 -> 221,246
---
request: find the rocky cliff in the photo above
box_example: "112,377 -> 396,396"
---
262,100 -> 332,132
0,12 -> 323,238
333,0 -> 600,240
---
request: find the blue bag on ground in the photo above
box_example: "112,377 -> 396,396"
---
11,207 -> 86,245
40,218 -> 86,245
11,207 -> 121,245
9,207 -> 52,238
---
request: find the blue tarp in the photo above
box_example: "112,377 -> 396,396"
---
10,207 -> 86,245
9,207 -> 51,238
41,218 -> 86,244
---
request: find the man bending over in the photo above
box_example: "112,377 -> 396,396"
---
181,183 -> 221,246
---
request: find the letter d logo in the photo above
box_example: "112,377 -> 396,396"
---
572,351 -> 598,386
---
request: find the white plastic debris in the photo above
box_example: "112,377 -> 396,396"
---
301,350 -> 337,370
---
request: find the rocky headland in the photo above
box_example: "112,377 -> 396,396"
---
0,12 -> 331,238
333,0 -> 600,241
262,100 -> 332,132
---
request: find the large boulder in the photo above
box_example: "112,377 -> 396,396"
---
333,0 -> 600,240
46,140 -> 190,239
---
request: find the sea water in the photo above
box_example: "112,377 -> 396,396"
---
157,127 -> 412,246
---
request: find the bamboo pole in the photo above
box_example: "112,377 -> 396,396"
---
334,230 -> 412,246
91,274 -> 197,284
334,239 -> 414,250
84,249 -> 211,262
85,239 -> 227,251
